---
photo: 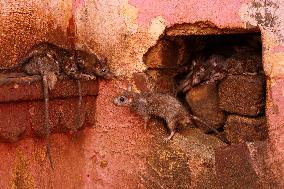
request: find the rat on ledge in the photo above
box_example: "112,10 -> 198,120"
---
18,42 -> 112,81
1,42 -> 112,168
23,54 -> 60,169
113,86 -> 227,143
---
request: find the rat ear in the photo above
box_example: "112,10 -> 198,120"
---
127,85 -> 133,92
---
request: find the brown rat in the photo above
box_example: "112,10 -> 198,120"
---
177,54 -> 227,93
19,42 -> 113,134
113,86 -> 226,142
1,42 -> 113,168
18,42 -> 112,80
61,49 -> 112,133
23,54 -> 59,169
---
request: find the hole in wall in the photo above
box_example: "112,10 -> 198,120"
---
142,26 -> 267,144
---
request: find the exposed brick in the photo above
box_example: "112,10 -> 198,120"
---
225,51 -> 262,75
146,69 -> 176,94
0,96 -> 96,142
133,72 -> 153,92
186,83 -> 226,133
224,115 -> 267,144
133,70 -> 177,95
219,75 -> 265,116
172,129 -> 227,188
215,142 -> 274,188
143,146 -> 191,189
0,75 -> 98,142
0,75 -> 98,102
141,126 -> 226,189
216,144 -> 259,188
143,39 -> 178,68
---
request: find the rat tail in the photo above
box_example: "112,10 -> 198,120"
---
75,79 -> 82,134
42,74 -> 54,169
188,114 -> 229,144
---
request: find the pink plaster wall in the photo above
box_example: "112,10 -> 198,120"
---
129,0 -> 249,27
0,0 -> 284,188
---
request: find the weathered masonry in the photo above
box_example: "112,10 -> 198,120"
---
0,0 -> 283,188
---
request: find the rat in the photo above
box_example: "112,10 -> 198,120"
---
18,42 -> 112,80
18,42 -> 112,133
62,49 -> 112,132
113,86 -> 227,142
177,54 -> 227,93
1,42 -> 112,168
23,54 -> 60,169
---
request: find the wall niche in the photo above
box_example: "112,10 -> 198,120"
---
141,30 -> 267,144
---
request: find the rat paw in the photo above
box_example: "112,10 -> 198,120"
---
163,131 -> 175,143
163,137 -> 172,144
81,74 -> 96,80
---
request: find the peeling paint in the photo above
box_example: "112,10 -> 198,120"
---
239,0 -> 284,42
75,0 -> 155,77
264,52 -> 284,77
0,0 -> 72,69
1,0 -> 284,188
148,16 -> 166,39
119,3 -> 139,34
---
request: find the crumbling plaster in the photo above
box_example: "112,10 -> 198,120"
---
0,0 -> 283,188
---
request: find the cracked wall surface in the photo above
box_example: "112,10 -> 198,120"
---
0,0 -> 284,188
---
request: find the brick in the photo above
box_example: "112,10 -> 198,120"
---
224,115 -> 267,144
216,144 -> 259,188
133,70 -> 177,95
141,127 -> 226,189
144,146 -> 191,189
146,69 -> 176,94
0,96 -> 96,142
0,75 -> 98,142
143,39 -> 178,68
219,75 -> 265,116
186,83 -> 226,133
174,129 -> 227,188
133,72 -> 154,92
215,142 -> 274,188
0,74 -> 98,102
225,51 -> 262,75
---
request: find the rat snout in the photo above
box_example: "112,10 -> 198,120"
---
113,97 -> 120,105
192,77 -> 201,86
104,72 -> 113,79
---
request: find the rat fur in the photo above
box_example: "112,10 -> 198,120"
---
19,42 -> 112,134
113,87 -> 226,142
1,42 -> 113,168
23,54 -> 59,169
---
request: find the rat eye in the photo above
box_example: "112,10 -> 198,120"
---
102,69 -> 106,72
119,96 -> 126,102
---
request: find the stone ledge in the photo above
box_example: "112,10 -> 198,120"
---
0,73 -> 98,142
0,73 -> 98,102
